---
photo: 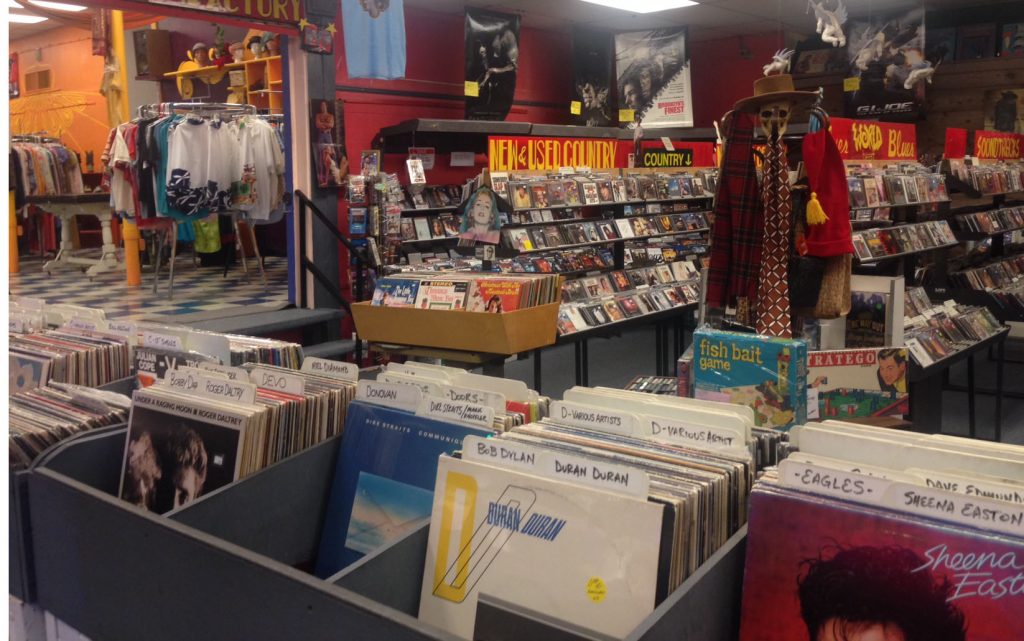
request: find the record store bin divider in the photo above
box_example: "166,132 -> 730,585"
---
15,426 -> 747,641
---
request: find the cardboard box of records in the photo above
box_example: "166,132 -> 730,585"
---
353,273 -> 563,354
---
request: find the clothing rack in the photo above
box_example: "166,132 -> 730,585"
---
12,132 -> 59,143
137,101 -> 258,119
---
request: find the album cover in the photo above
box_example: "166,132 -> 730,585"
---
119,390 -> 246,515
739,483 -> 1024,641
846,291 -> 890,348
530,184 -> 551,208
563,179 -> 583,205
414,280 -> 470,310
419,455 -> 664,639
314,402 -> 491,577
510,183 -> 533,209
371,277 -> 420,307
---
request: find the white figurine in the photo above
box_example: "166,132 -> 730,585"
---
808,0 -> 848,48
854,31 -> 887,71
763,49 -> 795,76
904,60 -> 938,90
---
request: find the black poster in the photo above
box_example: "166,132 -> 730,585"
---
465,8 -> 520,121
570,30 -> 614,127
844,8 -> 927,121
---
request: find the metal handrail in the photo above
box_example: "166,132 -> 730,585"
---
295,190 -> 369,364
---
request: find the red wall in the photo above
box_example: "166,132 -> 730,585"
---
329,9 -> 780,300
335,5 -> 571,184
690,33 -> 786,127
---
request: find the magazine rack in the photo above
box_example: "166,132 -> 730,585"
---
22,427 -> 748,641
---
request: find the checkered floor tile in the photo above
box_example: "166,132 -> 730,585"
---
11,253 -> 291,321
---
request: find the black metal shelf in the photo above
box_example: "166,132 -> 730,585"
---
850,219 -> 895,229
557,301 -> 699,343
854,242 -> 959,264
908,327 -> 1010,381
399,205 -> 459,215
953,225 -> 1024,241
849,199 -> 949,212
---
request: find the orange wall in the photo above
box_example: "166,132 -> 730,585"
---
11,26 -> 110,169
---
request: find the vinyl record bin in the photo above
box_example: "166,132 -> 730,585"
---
22,426 -> 747,641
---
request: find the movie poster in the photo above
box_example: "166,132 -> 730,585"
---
984,89 -> 1024,133
9,53 -> 18,99
464,9 -> 520,121
570,29 -> 614,127
844,8 -> 927,121
614,28 -> 692,128
310,98 -> 348,189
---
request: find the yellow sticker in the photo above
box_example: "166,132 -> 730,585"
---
570,100 -> 582,115
843,76 -> 861,92
464,81 -> 480,97
586,577 -> 607,603
619,108 -> 635,123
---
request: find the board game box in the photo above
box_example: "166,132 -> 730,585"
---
807,348 -> 909,419
693,329 -> 808,430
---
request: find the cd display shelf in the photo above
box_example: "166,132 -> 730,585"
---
13,427 -> 747,641
906,326 -> 1008,442
845,161 -> 955,289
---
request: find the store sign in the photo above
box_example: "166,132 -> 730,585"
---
944,128 -> 968,160
488,136 -> 623,172
637,148 -> 693,168
147,0 -> 304,26
829,117 -> 917,161
974,131 -> 1024,160
634,140 -> 716,168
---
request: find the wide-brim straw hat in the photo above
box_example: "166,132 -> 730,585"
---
734,74 -> 819,113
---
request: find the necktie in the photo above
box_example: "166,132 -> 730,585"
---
756,137 -> 792,337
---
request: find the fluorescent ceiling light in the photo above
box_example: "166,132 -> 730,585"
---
28,0 -> 87,10
9,12 -> 48,22
8,0 -> 24,7
580,0 -> 698,13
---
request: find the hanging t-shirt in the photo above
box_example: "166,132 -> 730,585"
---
165,117 -> 240,217
342,0 -> 407,80
234,117 -> 285,221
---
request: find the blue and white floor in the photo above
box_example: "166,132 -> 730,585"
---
11,253 -> 291,321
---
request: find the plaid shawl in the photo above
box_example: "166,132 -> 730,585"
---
706,111 -> 764,323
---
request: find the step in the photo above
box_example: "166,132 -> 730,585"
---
185,308 -> 345,336
302,339 -> 358,360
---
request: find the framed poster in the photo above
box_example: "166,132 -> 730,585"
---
844,8 -> 926,121
464,8 -> 520,121
614,28 -> 693,128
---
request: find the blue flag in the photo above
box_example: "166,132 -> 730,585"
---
342,0 -> 406,80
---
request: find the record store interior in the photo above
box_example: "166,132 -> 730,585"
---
6,0 -> 1024,640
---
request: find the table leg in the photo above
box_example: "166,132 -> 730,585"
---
533,348 -> 543,395
996,337 -> 1005,442
581,339 -> 590,387
967,355 -> 976,439
655,323 -> 665,376
574,341 -> 584,386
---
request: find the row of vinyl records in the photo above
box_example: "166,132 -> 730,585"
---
850,220 -> 957,261
491,169 -> 718,211
9,300 -> 303,392
948,158 -> 1024,195
558,261 -> 702,335
739,422 -> 1024,641
504,211 -> 709,252
846,166 -> 950,209
123,357 -> 1022,640
370,273 -> 561,311
956,205 -> 1024,234
903,286 -> 1005,367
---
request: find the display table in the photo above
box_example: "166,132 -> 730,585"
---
28,194 -> 121,277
